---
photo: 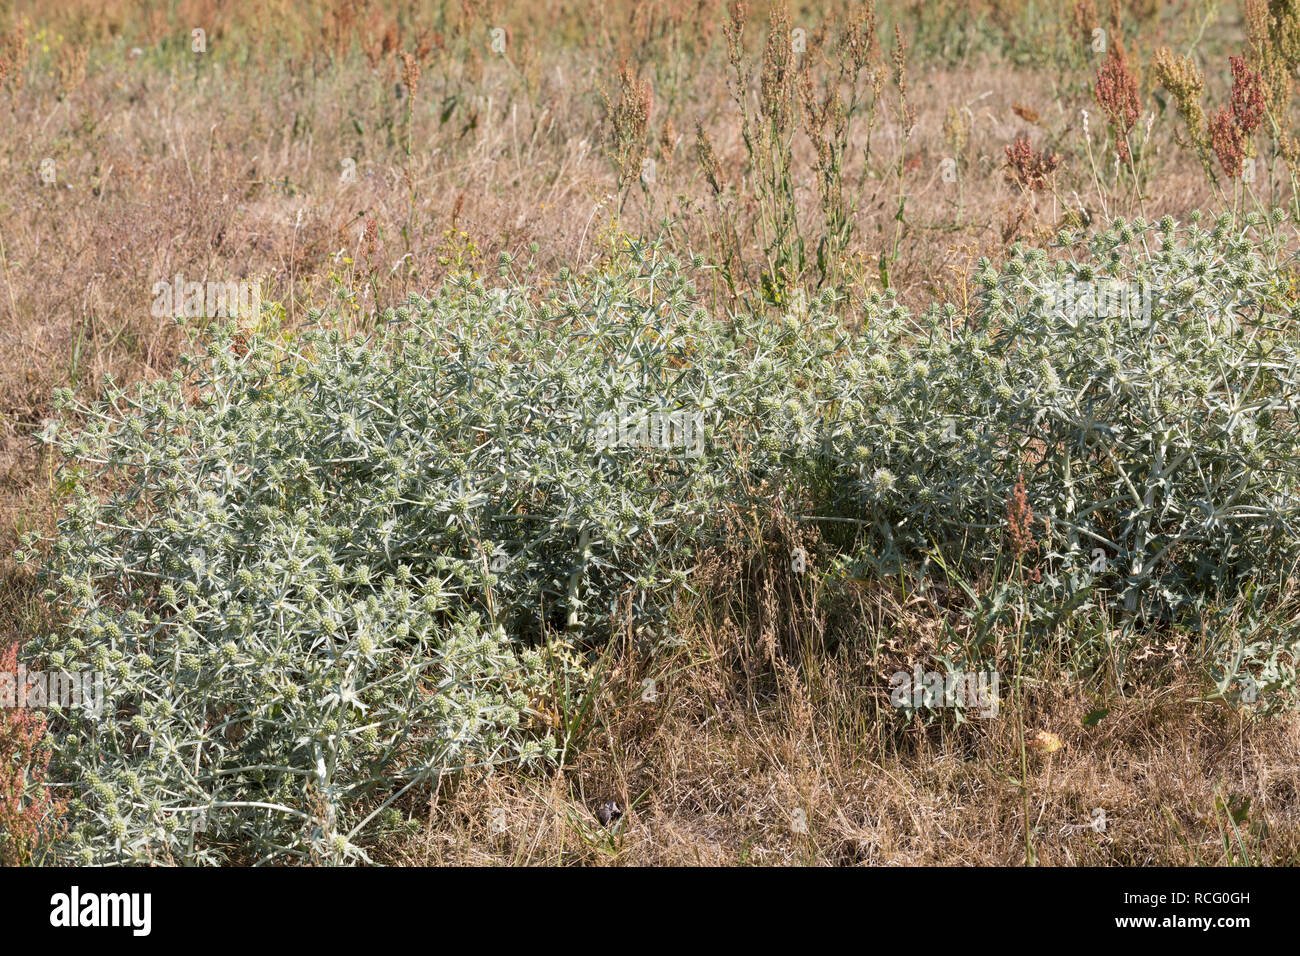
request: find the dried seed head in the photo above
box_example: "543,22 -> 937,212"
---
1006,473 -> 1037,561
1004,135 -> 1061,191
398,50 -> 420,98
695,123 -> 726,195
1095,44 -> 1140,161
943,105 -> 969,154
1210,107 -> 1247,177
759,2 -> 795,132
1153,47 -> 1207,149
600,63 -> 654,192
1229,55 -> 1265,137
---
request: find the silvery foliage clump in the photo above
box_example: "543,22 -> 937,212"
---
24,238 -> 793,865
28,380 -> 561,867
809,213 -> 1300,618
23,220 -> 1300,863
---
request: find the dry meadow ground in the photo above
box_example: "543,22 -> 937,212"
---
1,0 -> 1297,865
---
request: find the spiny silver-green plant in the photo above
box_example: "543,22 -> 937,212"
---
815,211 -> 1300,621
22,219 -> 1300,865
21,238 -> 775,865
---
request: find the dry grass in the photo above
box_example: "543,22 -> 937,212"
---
378,519 -> 1300,866
384,625 -> 1300,865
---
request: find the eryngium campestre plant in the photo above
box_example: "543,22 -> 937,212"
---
25,238 -> 769,864
814,213 -> 1300,618
24,220 -> 1300,863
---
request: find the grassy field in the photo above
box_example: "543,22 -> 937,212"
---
1,0 -> 1298,866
